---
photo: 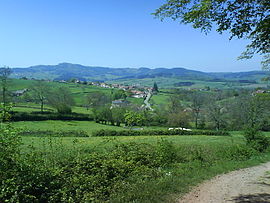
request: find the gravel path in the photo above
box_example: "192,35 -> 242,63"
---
178,162 -> 270,203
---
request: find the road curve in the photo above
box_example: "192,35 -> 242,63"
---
178,161 -> 270,203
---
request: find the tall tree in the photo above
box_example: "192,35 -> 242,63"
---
154,0 -> 270,68
30,81 -> 50,112
0,67 -> 12,116
47,87 -> 75,114
188,91 -> 206,129
206,97 -> 227,130
85,92 -> 111,109
153,82 -> 159,92
0,67 -> 11,106
168,94 -> 183,113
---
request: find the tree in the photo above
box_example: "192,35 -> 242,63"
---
124,111 -> 146,127
154,0 -> 270,68
85,92 -> 111,109
111,107 -> 126,126
0,67 -> 12,108
167,94 -> 183,113
30,81 -> 50,112
167,111 -> 191,128
93,106 -> 113,125
47,87 -> 75,114
188,91 -> 206,128
112,89 -> 127,100
153,82 -> 159,92
207,98 -> 227,130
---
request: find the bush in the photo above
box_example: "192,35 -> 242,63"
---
0,136 -> 266,202
92,129 -> 230,137
19,130 -> 89,137
225,145 -> 257,161
10,111 -> 93,122
244,127 -> 270,152
1,143 -> 165,202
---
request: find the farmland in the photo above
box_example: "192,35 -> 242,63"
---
2,77 -> 270,202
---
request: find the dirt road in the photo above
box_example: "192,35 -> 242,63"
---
178,162 -> 270,203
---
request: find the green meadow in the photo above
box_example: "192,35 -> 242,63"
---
14,128 -> 270,202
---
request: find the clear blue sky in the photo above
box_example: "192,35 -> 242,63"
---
0,0 -> 263,72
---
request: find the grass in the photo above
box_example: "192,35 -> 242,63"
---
109,77 -> 268,89
17,130 -> 270,202
150,92 -> 171,106
1,117 -> 268,203
13,120 -> 125,136
19,134 -> 245,155
13,120 -> 171,136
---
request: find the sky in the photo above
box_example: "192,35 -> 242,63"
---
0,0 -> 263,72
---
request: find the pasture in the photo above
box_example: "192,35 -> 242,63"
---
16,128 -> 270,202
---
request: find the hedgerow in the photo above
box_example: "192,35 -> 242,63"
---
92,129 -> 230,137
10,111 -> 93,122
19,129 -> 88,137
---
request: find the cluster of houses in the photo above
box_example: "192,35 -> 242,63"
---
61,79 -> 152,99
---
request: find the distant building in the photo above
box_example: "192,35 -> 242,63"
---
111,99 -> 130,107
12,89 -> 28,97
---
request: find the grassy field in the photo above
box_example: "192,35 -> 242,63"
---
14,120 -> 123,135
2,116 -> 269,203
108,77 -> 268,89
13,120 -> 169,136
16,129 -> 270,202
20,133 -> 245,153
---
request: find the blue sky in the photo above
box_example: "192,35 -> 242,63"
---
0,0 -> 263,72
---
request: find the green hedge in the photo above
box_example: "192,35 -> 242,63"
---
19,130 -> 89,137
10,111 -> 93,122
92,129 -> 230,137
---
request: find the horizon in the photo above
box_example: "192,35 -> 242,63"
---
10,62 -> 266,73
0,0 -> 263,72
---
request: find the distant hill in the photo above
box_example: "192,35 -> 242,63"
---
11,63 -> 268,86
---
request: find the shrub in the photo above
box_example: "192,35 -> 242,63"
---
225,145 -> 257,161
19,130 -> 89,137
244,127 -> 270,152
10,111 -> 93,122
92,129 -> 230,137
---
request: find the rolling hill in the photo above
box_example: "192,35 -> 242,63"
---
10,63 -> 269,88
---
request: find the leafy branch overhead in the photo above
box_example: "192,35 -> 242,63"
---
154,0 -> 270,68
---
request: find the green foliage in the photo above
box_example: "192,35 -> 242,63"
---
19,129 -> 88,137
112,89 -> 127,100
153,82 -> 159,92
0,123 -> 20,174
47,87 -> 75,113
167,111 -> 191,128
92,129 -> 230,137
244,127 -> 270,152
0,67 -> 12,107
10,111 -> 93,121
111,107 -> 126,126
124,111 -> 146,127
93,106 -> 113,125
1,125 -> 269,202
29,81 -> 50,112
85,91 -> 111,108
225,145 -> 257,161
